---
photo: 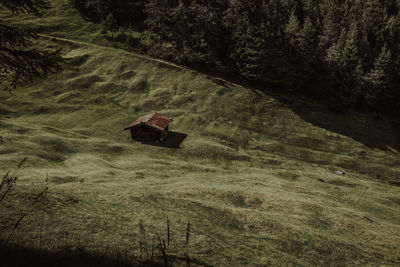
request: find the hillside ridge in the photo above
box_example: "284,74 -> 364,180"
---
40,34 -> 242,90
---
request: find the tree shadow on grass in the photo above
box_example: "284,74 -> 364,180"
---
289,103 -> 400,152
141,131 -> 188,148
222,61 -> 400,152
0,241 -> 153,267
0,241 -> 211,267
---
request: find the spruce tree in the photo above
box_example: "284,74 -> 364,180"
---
102,13 -> 118,37
170,0 -> 191,61
319,1 -> 343,50
144,0 -> 170,55
365,44 -> 393,104
0,0 -> 62,94
180,1 -> 212,64
326,28 -> 346,65
0,0 -> 49,14
384,15 -> 400,54
300,16 -> 317,53
342,22 -> 362,73
235,25 -> 266,81
223,0 -> 267,81
285,11 -> 301,48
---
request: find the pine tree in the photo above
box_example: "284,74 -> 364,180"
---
0,0 -> 62,94
366,45 -> 392,94
326,28 -> 360,109
342,22 -> 362,73
200,0 -> 230,63
170,0 -> 192,61
182,1 -> 212,64
294,16 -> 320,88
285,11 -> 301,48
101,13 -> 118,37
222,0 -> 268,81
300,16 -> 317,53
384,14 -> 400,53
0,0 -> 49,14
144,0 -> 170,55
326,28 -> 346,65
361,0 -> 388,64
235,25 -> 266,81
319,1 -> 343,51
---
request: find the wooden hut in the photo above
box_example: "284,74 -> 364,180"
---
124,112 -> 173,142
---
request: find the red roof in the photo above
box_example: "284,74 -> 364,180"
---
125,112 -> 172,132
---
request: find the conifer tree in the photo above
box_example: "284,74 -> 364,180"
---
235,25 -> 266,81
0,0 -> 62,94
180,1 -> 212,64
0,0 -> 49,14
144,0 -> 170,54
101,13 -> 118,37
170,0 -> 192,61
326,28 -> 346,65
285,11 -> 301,48
384,14 -> 400,54
319,1 -> 343,50
295,16 -> 320,88
365,44 -> 393,104
300,16 -> 317,53
342,22 -> 362,73
223,0 -> 268,81
196,0 -> 229,64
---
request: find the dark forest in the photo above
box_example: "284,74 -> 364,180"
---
69,0 -> 400,115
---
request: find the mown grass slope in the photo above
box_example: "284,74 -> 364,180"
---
1,2 -> 400,266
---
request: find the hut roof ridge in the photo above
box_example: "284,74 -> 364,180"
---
125,112 -> 172,132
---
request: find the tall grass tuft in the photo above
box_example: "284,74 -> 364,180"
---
0,158 -> 27,203
1,158 -> 50,236
167,216 -> 170,248
185,220 -> 191,267
137,217 -> 196,267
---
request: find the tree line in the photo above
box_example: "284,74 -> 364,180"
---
70,0 -> 400,115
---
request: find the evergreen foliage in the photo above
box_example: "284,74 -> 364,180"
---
0,0 -> 63,93
68,0 -> 400,115
365,44 -> 393,107
144,0 -> 169,54
101,13 -> 117,36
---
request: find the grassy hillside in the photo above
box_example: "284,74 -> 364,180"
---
1,36 -> 400,266
1,2 -> 400,266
